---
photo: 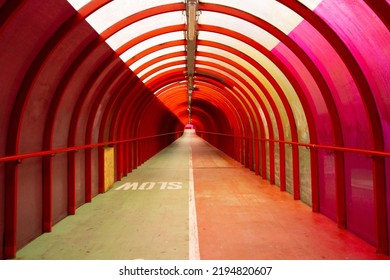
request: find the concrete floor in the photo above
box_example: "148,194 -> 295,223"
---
15,130 -> 390,260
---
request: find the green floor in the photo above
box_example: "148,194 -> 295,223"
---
15,134 -> 192,260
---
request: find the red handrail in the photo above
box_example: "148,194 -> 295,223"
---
0,131 -> 182,163
3,130 -> 387,163
197,130 -> 390,158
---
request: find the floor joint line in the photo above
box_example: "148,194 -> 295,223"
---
188,131 -> 200,260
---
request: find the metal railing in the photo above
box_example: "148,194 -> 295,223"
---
0,131 -> 183,163
197,130 -> 390,157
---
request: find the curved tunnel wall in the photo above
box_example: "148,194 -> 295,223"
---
0,0 -> 389,259
0,0 -> 183,259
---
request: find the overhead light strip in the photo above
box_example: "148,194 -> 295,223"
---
185,0 -> 199,124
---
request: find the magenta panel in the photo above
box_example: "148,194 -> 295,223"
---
387,158 -> 390,253
315,0 -> 390,249
288,20 -> 372,149
344,153 -> 375,244
315,0 -> 390,140
317,150 -> 337,219
272,43 -> 337,220
286,18 -> 375,244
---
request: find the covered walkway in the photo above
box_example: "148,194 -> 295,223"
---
1,1 -> 390,260
14,131 -> 388,260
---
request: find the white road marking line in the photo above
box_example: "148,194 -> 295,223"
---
188,141 -> 200,260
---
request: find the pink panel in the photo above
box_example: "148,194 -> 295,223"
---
316,0 -> 390,142
344,153 -> 375,244
317,149 -> 337,219
272,43 -> 337,220
288,20 -> 371,149
387,158 -> 390,253
287,18 -> 375,245
315,0 -> 390,249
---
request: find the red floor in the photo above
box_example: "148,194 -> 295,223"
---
191,135 -> 390,260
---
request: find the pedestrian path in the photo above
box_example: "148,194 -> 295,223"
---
15,129 -> 389,260
15,130 -> 195,260
190,134 -> 388,260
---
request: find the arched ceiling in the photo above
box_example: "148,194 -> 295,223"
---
64,0 -> 390,153
1,0 -> 390,258
62,0 -> 390,252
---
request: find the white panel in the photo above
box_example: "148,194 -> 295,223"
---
84,0 -> 179,33
197,55 -> 261,94
198,32 -> 272,70
129,46 -> 185,71
297,0 -> 322,10
67,0 -> 91,10
106,12 -> 185,50
199,11 -> 279,50
201,0 -> 304,34
198,64 -> 250,93
120,32 -> 185,62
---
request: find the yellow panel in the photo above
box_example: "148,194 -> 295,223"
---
104,147 -> 115,192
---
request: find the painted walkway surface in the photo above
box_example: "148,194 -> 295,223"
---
15,130 -> 389,260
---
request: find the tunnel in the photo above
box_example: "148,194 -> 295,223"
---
0,0 -> 389,260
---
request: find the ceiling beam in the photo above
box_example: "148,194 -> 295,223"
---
185,0 -> 199,123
